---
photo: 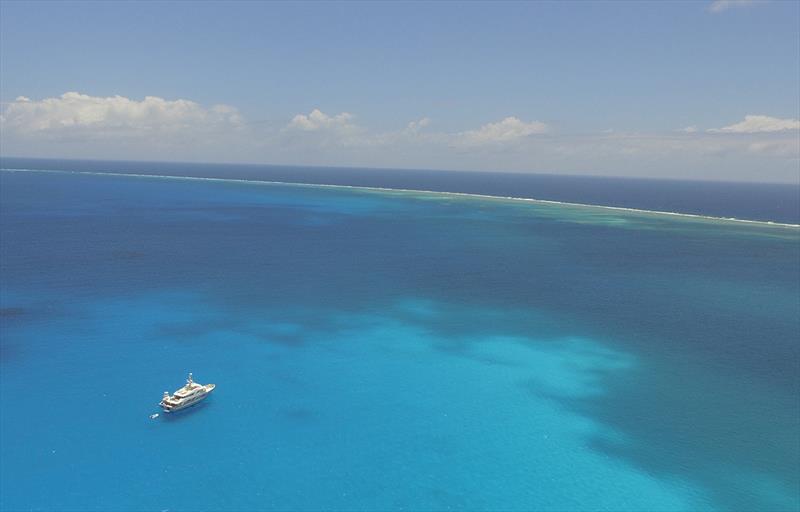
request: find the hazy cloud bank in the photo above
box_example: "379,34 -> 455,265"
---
2,93 -> 798,182
1,92 -> 243,139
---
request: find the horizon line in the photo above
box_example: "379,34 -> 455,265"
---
1,154 -> 798,186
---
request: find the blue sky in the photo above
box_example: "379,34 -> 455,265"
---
1,0 -> 798,182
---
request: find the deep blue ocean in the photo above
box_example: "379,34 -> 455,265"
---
2,157 -> 799,224
1,161 -> 799,511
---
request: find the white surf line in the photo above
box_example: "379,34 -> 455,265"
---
2,167 -> 799,229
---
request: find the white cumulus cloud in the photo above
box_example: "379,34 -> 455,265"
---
286,109 -> 356,132
707,115 -> 800,133
405,117 -> 431,133
707,0 -> 764,13
458,116 -> 548,146
0,92 -> 243,137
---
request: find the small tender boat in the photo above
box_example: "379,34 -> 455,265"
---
159,373 -> 215,413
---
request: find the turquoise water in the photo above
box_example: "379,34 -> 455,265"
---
1,169 -> 798,511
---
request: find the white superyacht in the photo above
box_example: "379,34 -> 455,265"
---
159,373 -> 215,413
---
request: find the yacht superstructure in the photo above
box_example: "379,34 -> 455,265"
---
159,373 -> 215,412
